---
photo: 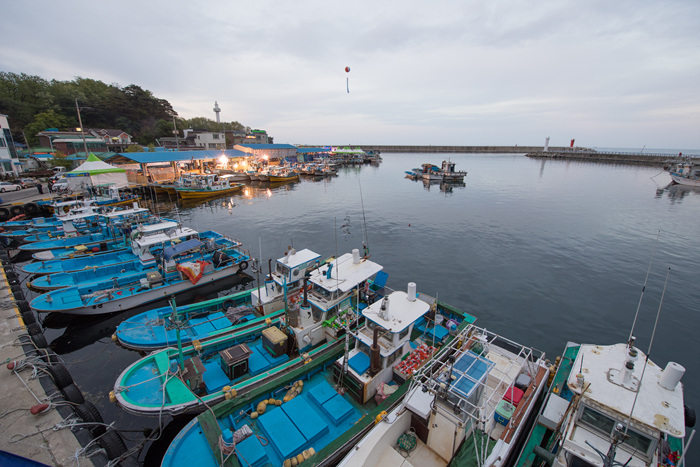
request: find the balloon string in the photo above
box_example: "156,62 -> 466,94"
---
347,77 -> 349,93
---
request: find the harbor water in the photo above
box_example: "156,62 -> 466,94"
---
23,152 -> 700,463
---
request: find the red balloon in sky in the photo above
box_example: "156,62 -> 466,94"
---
345,67 -> 350,73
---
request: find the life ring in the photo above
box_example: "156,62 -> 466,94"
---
24,203 -> 39,215
10,205 -> 25,216
239,260 -> 248,271
63,205 -> 71,213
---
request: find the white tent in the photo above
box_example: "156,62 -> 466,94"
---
65,154 -> 128,189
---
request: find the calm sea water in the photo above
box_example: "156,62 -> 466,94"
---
28,153 -> 700,462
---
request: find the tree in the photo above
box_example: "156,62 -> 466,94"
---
24,110 -> 76,146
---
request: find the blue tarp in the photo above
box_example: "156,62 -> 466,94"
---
163,239 -> 203,261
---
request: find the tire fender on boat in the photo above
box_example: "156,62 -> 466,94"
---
239,260 -> 249,271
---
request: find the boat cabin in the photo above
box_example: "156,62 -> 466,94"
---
341,284 -> 430,403
292,248 -> 383,349
251,248 -> 322,312
130,221 -> 200,266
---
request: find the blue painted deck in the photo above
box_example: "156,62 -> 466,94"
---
227,374 -> 367,467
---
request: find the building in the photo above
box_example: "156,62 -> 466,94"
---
234,143 -> 297,162
37,130 -> 108,155
183,129 -> 225,150
0,115 -> 21,176
90,129 -> 135,152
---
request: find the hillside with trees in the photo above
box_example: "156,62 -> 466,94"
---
0,72 -> 245,147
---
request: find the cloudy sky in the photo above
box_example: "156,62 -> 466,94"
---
2,0 -> 698,148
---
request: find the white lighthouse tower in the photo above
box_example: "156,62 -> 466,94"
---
213,101 -> 221,123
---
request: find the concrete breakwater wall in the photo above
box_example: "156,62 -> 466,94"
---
525,151 -> 684,166
354,145 -> 556,153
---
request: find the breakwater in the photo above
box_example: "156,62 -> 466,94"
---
525,150 -> 687,166
353,145 -> 552,153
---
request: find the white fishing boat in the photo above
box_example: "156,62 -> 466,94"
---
250,247 -> 322,314
338,325 -> 549,467
666,158 -> 700,187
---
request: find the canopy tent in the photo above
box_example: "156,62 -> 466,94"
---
65,154 -> 128,189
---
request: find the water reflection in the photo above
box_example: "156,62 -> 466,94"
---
655,182 -> 700,203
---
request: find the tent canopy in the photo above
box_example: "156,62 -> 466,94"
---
66,154 -> 128,188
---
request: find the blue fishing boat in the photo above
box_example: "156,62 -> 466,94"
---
111,247 -> 386,416
160,282 -> 476,466
113,289 -> 269,351
17,205 -> 152,252
27,230 -> 242,292
22,249 -> 139,276
29,238 -> 250,315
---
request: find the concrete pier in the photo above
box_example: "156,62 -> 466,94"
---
0,267 -> 102,465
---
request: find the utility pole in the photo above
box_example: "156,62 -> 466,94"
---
75,99 -> 89,157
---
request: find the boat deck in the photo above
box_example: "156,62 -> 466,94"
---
223,371 -> 376,467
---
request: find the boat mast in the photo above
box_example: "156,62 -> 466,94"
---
627,231 -> 660,345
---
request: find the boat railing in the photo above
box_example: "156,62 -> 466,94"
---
409,325 -> 544,424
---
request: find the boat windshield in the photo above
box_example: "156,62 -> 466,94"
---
577,405 -> 656,459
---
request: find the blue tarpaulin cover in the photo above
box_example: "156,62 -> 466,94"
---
163,239 -> 203,261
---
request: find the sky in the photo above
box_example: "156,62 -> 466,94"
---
1,0 -> 699,148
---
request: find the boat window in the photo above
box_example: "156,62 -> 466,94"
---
398,326 -> 410,341
277,264 -> 290,278
565,452 -> 596,467
578,405 -> 655,459
312,306 -> 323,322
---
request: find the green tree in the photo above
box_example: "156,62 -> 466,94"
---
24,110 -> 76,146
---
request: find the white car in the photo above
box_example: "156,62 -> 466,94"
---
0,181 -> 21,192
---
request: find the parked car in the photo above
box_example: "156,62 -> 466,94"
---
0,182 -> 22,192
51,180 -> 70,193
19,178 -> 38,188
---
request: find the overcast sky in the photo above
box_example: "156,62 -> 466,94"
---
2,0 -> 698,148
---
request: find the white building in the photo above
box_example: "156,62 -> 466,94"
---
183,129 -> 225,150
0,115 -> 20,176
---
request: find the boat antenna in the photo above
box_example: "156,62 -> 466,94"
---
622,267 -> 671,441
358,179 -> 370,257
627,231 -> 660,346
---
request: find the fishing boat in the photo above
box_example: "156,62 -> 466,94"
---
337,326 -> 549,467
113,289 -> 268,351
111,247 -> 385,416
250,247 -> 322,314
514,338 -> 692,467
175,174 -> 244,199
17,205 -> 152,253
29,237 -> 250,315
267,167 -> 300,183
26,229 -> 242,292
22,249 -> 139,276
289,248 -> 385,351
666,157 -> 700,187
159,282 -> 476,466
409,160 -> 468,182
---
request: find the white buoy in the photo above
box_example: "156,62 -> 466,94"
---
407,282 -> 416,301
352,249 -> 360,264
659,362 -> 685,391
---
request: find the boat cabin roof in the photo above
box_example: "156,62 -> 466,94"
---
137,221 -> 178,233
569,343 -> 685,437
278,248 -> 321,268
363,290 -> 429,333
134,227 -> 199,248
100,207 -> 149,219
308,252 -> 382,293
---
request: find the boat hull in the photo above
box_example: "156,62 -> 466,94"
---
30,264 -> 243,315
670,173 -> 700,186
175,185 -> 242,199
